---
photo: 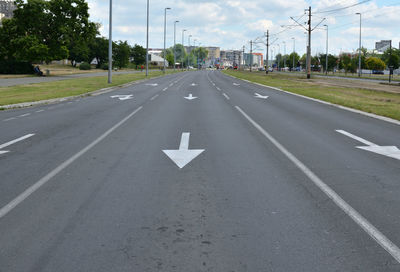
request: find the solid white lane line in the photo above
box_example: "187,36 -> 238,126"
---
235,106 -> 400,264
3,117 -> 16,122
0,106 -> 143,219
336,130 -> 377,146
222,93 -> 230,100
36,110 -> 45,113
150,94 -> 159,101
18,113 -> 31,118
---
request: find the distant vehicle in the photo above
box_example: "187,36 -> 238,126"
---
233,65 -> 238,70
258,67 -> 265,71
372,70 -> 384,75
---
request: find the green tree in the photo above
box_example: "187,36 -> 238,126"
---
287,52 -> 300,69
89,37 -> 109,68
113,41 -> 131,69
365,57 -> 386,71
131,44 -> 146,66
319,54 -> 339,72
382,48 -> 400,69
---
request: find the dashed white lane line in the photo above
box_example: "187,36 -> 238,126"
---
235,106 -> 400,264
216,87 -> 221,91
222,93 -> 230,100
162,87 -> 168,92
18,113 -> 31,118
169,83 -> 174,87
35,110 -> 45,113
150,94 -> 159,101
3,117 -> 16,122
0,106 -> 143,219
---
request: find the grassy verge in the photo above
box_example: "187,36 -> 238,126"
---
0,71 -> 176,106
223,70 -> 400,121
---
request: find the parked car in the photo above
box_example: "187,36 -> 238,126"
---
372,70 -> 384,75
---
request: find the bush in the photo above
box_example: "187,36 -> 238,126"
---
101,63 -> 108,70
0,60 -> 34,74
79,62 -> 91,70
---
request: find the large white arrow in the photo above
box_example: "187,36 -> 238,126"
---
254,93 -> 269,99
0,134 -> 35,155
184,94 -> 198,100
336,130 -> 400,161
110,95 -> 133,101
163,133 -> 205,169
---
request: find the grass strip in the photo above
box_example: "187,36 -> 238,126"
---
0,71 -> 177,106
223,70 -> 400,121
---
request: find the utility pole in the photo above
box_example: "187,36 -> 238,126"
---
356,12 -> 362,77
324,24 -> 328,75
108,0 -> 113,83
145,0 -> 149,76
242,45 -> 245,70
292,37 -> 295,71
250,41 -> 253,72
181,29 -> 186,71
283,41 -> 286,70
163,7 -> 171,74
307,6 -> 312,79
188,35 -> 192,69
266,30 -> 269,74
173,20 -> 179,72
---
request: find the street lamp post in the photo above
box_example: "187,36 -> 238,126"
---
173,20 -> 179,71
188,35 -> 192,69
356,13 -> 362,77
163,7 -> 171,74
324,24 -> 328,75
108,0 -> 113,83
181,29 -> 186,70
193,39 -> 197,69
145,0 -> 149,76
277,43 -> 280,70
292,37 -> 295,71
283,41 -> 286,70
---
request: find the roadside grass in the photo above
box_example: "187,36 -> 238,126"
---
223,70 -> 400,121
0,71 -> 176,106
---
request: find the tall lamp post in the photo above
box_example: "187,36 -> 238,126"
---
291,37 -> 295,71
324,24 -> 329,75
173,20 -> 179,71
356,12 -> 362,77
145,0 -> 149,76
282,41 -> 286,69
163,7 -> 171,73
188,35 -> 192,69
181,29 -> 186,70
108,0 -> 113,83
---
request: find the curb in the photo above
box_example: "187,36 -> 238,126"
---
0,74 -> 169,110
223,72 -> 400,127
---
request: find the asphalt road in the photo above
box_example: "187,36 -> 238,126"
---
0,70 -> 151,87
0,70 -> 400,271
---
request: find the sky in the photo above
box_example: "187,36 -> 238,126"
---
86,0 -> 400,58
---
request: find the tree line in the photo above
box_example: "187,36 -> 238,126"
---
0,0 -> 147,74
274,47 -> 400,73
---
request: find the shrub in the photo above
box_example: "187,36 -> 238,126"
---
0,60 -> 34,74
79,62 -> 91,70
101,63 -> 108,70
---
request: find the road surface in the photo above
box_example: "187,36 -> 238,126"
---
0,70 -> 399,271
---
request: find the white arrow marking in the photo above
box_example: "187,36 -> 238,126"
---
0,134 -> 35,155
110,95 -> 134,101
336,130 -> 400,161
163,133 -> 205,169
146,83 -> 158,87
184,94 -> 198,100
254,93 -> 269,99
190,83 -> 197,86
233,83 -> 240,86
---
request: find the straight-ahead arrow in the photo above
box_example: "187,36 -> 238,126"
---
184,94 -> 198,100
163,133 -> 205,169
336,130 -> 400,161
0,134 -> 35,155
110,95 -> 134,101
254,93 -> 269,99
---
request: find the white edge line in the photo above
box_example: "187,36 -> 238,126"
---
335,130 -> 377,146
0,106 -> 143,219
3,117 -> 17,122
150,94 -> 159,101
222,93 -> 230,100
224,73 -> 400,126
235,105 -> 400,264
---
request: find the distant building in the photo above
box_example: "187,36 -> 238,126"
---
243,53 -> 263,67
0,0 -> 16,24
375,40 -> 391,53
219,50 -> 242,67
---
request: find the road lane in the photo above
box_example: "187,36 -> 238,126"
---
0,71 -> 399,271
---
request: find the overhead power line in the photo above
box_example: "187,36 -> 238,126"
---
314,0 -> 371,14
